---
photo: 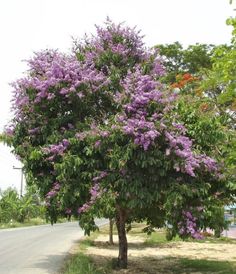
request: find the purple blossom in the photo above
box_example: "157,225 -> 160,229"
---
164,130 -> 217,177
67,123 -> 74,129
92,171 -> 108,182
78,172 -> 107,214
62,139 -> 70,147
46,190 -> 57,198
28,127 -> 40,135
75,132 -> 86,140
53,182 -> 60,191
47,93 -> 55,100
94,140 -> 101,148
172,122 -> 186,133
184,211 -> 193,219
45,182 -> 61,202
65,208 -> 72,214
46,155 -> 55,162
10,48 -> 110,120
178,210 -> 203,239
111,125 -> 118,129
4,126 -> 14,136
42,139 -> 69,159
100,131 -> 109,137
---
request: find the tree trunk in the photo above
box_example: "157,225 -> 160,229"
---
214,228 -> 222,238
116,206 -> 128,268
109,218 -> 114,245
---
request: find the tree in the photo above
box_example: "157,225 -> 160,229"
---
156,42 -> 215,83
0,188 -> 19,223
0,186 -> 46,224
201,19 -> 236,125
157,40 -> 236,234
200,18 -> 236,187
154,0 -> 236,230
5,19 -> 231,268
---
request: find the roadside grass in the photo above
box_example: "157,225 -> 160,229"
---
62,223 -> 236,274
0,217 -> 47,229
0,217 -> 71,229
178,258 -> 236,274
144,229 -> 180,245
62,252 -> 104,274
61,229 -> 111,274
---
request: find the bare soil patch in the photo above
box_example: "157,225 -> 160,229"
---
85,232 -> 236,273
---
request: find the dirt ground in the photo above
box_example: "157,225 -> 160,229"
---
85,234 -> 236,274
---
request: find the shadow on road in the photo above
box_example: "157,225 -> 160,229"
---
31,253 -> 68,274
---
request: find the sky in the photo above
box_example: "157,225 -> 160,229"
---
0,0 -> 235,193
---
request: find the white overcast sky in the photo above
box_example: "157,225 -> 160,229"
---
0,0 -> 235,193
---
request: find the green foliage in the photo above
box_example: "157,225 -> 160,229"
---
157,39 -> 236,209
204,206 -> 229,237
0,187 -> 46,224
0,188 -> 19,223
201,18 -> 236,124
156,42 -> 215,83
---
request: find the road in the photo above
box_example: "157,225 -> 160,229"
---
0,220 -> 108,274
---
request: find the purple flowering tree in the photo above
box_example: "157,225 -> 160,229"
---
4,19 -> 228,268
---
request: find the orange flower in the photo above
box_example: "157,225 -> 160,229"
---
178,80 -> 186,88
171,83 -> 179,88
200,103 -> 209,112
182,73 -> 192,81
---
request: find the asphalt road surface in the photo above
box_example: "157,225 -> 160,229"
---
0,219 -> 108,274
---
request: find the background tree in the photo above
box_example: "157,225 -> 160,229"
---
4,19 -> 233,268
201,18 -> 236,125
0,188 -> 19,223
157,42 -> 236,235
156,32 -> 236,226
156,42 -> 215,83
0,186 -> 45,224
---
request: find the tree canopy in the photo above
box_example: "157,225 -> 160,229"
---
4,19 -> 233,268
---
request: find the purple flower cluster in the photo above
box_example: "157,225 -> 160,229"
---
198,155 -> 218,172
165,131 -> 218,176
152,56 -> 166,76
178,210 -> 203,239
123,118 -> 160,151
11,49 -> 110,122
78,183 -> 101,213
4,125 -> 15,137
28,127 -> 40,135
141,48 -> 166,78
75,126 -> 110,149
119,68 -> 165,150
42,139 -> 70,161
65,208 -> 72,215
92,171 -> 108,182
116,67 -> 218,177
45,182 -> 61,205
78,171 -> 107,214
86,17 -> 146,64
73,18 -> 166,84
94,140 -> 101,148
